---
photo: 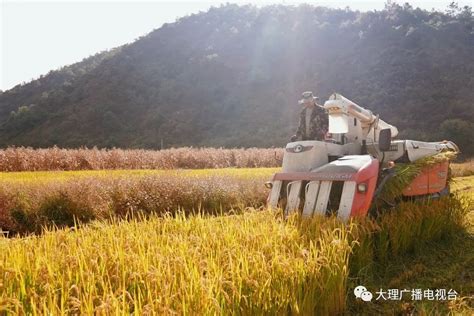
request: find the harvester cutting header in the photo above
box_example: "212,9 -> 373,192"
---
267,93 -> 459,221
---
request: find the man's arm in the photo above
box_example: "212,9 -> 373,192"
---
312,109 -> 328,140
291,113 -> 305,142
320,109 -> 328,133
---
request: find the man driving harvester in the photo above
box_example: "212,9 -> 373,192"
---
291,91 -> 328,142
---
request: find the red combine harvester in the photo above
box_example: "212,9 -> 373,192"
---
266,93 -> 458,221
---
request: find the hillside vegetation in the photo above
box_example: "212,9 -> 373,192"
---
0,3 -> 473,154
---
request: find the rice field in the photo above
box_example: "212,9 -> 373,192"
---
0,195 -> 469,315
0,151 -> 472,314
0,211 -> 354,315
1,151 -> 470,235
452,176 -> 474,195
451,160 -> 474,177
0,168 -> 278,184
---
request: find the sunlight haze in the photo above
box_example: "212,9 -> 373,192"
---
1,0 -> 471,90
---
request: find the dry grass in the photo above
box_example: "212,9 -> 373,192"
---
0,147 -> 283,171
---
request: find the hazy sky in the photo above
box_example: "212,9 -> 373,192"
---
1,0 -> 471,91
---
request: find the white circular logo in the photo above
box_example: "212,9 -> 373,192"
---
361,291 -> 373,302
354,285 -> 373,302
354,285 -> 367,298
294,145 -> 303,153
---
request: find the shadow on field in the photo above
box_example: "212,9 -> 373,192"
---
348,211 -> 474,315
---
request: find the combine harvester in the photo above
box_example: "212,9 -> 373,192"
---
267,93 -> 459,220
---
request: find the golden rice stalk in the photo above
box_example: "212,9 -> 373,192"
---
378,151 -> 457,203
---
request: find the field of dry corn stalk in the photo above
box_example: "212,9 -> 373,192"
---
0,146 -> 472,176
0,147 -> 283,171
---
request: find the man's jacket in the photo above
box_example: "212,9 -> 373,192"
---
295,106 -> 328,141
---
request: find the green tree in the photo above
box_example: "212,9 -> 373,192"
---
439,119 -> 474,156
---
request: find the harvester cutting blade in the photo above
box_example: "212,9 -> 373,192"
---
268,180 -> 282,208
302,181 -> 321,217
285,181 -> 302,215
313,181 -> 332,216
337,181 -> 357,221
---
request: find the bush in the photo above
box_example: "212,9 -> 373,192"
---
39,192 -> 94,229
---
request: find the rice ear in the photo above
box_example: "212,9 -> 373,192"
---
378,151 -> 457,203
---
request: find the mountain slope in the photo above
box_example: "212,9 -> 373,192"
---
0,3 -> 473,153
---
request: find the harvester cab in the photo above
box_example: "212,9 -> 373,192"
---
267,93 -> 459,221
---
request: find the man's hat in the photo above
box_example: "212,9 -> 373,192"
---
299,91 -> 319,104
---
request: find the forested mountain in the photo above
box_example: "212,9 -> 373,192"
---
1,3 -> 473,154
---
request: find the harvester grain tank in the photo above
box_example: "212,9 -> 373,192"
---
267,93 -> 459,221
